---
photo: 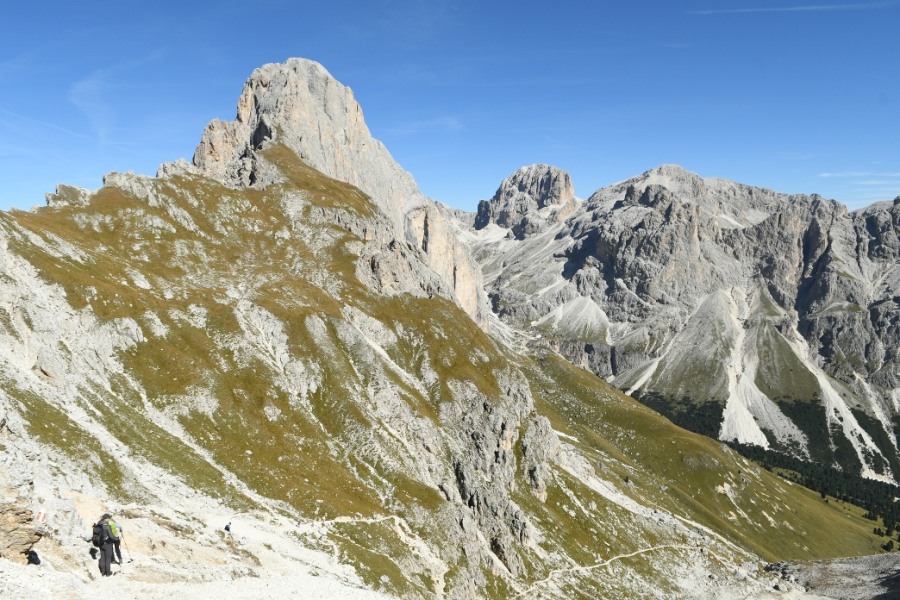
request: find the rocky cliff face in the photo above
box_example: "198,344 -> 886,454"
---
474,164 -> 577,238
461,163 -> 900,483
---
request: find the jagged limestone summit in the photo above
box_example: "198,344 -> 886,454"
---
0,58 -> 892,599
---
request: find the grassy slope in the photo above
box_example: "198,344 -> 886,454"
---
526,353 -> 882,562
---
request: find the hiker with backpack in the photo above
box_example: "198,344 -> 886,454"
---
91,513 -> 120,577
108,516 -> 123,564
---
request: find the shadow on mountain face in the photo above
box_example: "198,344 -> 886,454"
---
874,569 -> 900,600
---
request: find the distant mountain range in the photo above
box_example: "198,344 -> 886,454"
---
459,162 -> 900,483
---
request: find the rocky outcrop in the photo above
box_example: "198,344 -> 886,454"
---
445,374 -> 536,577
406,204 -> 484,318
0,417 -> 43,565
520,415 -> 561,502
45,184 -> 92,208
475,164 -> 576,238
0,498 -> 42,563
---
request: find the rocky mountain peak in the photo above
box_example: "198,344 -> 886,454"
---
192,58 -> 424,235
495,164 -> 574,209
189,58 -> 486,323
644,163 -> 697,180
585,164 -> 788,230
474,164 -> 574,233
599,164 -> 704,204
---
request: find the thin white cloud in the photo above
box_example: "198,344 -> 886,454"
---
0,44 -> 63,84
858,179 -> 900,186
66,50 -> 167,146
68,69 -> 115,145
0,108 -> 92,141
385,116 -> 463,135
691,2 -> 894,15
819,170 -> 900,178
815,171 -> 900,208
392,65 -> 446,86
342,0 -> 459,45
0,56 -> 32,84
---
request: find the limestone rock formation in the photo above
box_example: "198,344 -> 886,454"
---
461,163 -> 900,483
405,203 -> 483,317
44,184 -> 92,208
474,164 -> 577,239
190,58 -> 486,323
193,59 -> 422,230
0,498 -> 41,563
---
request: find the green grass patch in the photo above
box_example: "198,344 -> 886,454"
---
9,383 -> 129,500
330,520 -> 432,598
754,322 -> 820,402
261,145 -> 376,218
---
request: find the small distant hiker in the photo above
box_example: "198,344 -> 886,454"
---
108,516 -> 123,564
224,521 -> 231,535
93,513 -> 120,577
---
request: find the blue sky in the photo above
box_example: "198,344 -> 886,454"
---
2,1 -> 898,212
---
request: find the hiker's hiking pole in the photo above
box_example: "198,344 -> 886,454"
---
122,533 -> 133,564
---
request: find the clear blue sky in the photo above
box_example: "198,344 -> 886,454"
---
2,1 -> 898,212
